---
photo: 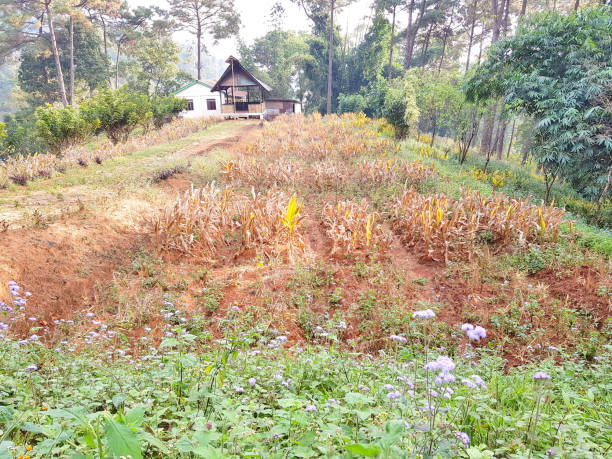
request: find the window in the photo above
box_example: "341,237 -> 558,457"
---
186,99 -> 194,111
207,99 -> 217,111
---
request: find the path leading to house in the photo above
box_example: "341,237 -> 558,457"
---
0,120 -> 260,228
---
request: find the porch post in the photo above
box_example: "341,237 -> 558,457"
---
231,59 -> 237,115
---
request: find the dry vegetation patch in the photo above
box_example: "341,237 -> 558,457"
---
393,188 -> 566,263
323,199 -> 392,255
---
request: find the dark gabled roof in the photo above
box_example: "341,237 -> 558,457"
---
173,80 -> 213,94
211,56 -> 273,93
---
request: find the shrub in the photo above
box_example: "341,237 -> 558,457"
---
382,75 -> 419,139
35,105 -> 94,154
336,93 -> 367,115
80,88 -> 152,144
151,94 -> 188,129
152,164 -> 189,182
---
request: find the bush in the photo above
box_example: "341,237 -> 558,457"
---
80,88 -> 152,144
1,108 -> 49,156
35,105 -> 94,154
380,74 -> 419,139
336,93 -> 367,115
151,94 -> 188,129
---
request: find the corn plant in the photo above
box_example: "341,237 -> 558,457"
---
393,188 -> 566,263
239,188 -> 305,259
323,199 -> 392,255
152,183 -> 233,254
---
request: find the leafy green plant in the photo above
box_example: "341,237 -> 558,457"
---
80,88 -> 153,144
150,94 -> 188,129
35,105 -> 95,154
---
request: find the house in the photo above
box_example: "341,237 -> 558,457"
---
210,56 -> 302,120
173,79 -> 223,119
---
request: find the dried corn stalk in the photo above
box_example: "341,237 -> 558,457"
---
239,188 -> 305,259
152,183 -> 233,254
323,199 -> 392,255
393,188 -> 565,263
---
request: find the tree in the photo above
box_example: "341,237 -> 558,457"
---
168,0 -> 240,80
374,0 -> 403,79
83,0 -> 122,85
107,5 -> 153,89
337,93 -> 367,113
18,20 -> 109,104
415,70 -> 461,146
239,5 -> 310,101
382,73 -> 419,138
127,31 -> 181,95
466,6 -> 612,203
292,0 -> 357,114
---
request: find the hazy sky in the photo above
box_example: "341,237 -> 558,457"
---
132,0 -> 375,60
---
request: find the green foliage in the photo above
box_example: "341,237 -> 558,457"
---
35,105 -> 94,154
336,93 -> 367,114
127,32 -> 182,96
239,29 -> 310,100
465,6 -> 612,202
0,330 -> 610,457
382,74 -> 419,138
150,94 -> 188,129
80,88 -> 152,144
17,22 -> 110,105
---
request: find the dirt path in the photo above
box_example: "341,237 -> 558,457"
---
0,121 -> 260,228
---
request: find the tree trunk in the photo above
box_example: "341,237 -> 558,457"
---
420,21 -> 435,71
520,0 -> 528,16
521,120 -> 535,164
481,0 -> 506,160
430,118 -> 437,147
506,118 -> 516,158
101,18 -> 112,86
495,119 -> 507,159
327,0 -> 335,115
477,24 -> 485,65
69,15 -> 75,106
387,5 -> 396,80
465,0 -> 477,72
574,0 -> 579,11
197,24 -> 202,80
115,42 -> 120,89
437,5 -> 455,75
46,2 -> 68,107
481,102 -> 497,156
404,0 -> 416,68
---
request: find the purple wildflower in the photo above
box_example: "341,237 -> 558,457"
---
454,431 -> 470,447
534,371 -> 551,380
413,309 -> 435,319
305,404 -> 317,412
424,356 -> 455,373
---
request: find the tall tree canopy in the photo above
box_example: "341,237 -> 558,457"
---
466,6 -> 612,201
168,0 -> 241,80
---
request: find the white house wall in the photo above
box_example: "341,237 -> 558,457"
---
176,84 -> 222,119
